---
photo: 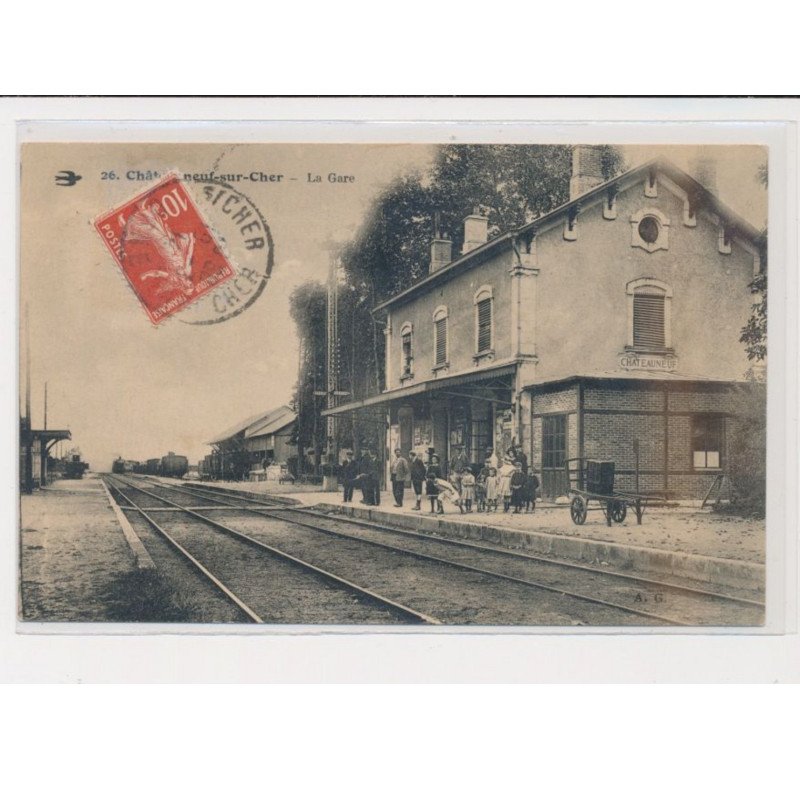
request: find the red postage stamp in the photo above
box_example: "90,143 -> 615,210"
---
94,173 -> 236,324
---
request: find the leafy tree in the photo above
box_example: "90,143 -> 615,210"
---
728,161 -> 768,515
288,280 -> 327,471
726,383 -> 767,517
740,162 -> 768,369
740,270 -> 767,366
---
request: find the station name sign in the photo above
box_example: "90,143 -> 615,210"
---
619,353 -> 677,372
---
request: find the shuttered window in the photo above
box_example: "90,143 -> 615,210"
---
434,317 -> 447,365
401,332 -> 413,374
633,291 -> 666,350
476,298 -> 492,352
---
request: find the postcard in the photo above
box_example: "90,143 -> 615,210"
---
17,136 -> 776,630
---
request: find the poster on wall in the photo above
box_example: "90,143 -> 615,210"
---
388,424 -> 400,455
496,410 -> 514,457
413,419 -> 432,449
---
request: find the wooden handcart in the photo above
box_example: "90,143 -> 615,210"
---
564,458 -> 653,526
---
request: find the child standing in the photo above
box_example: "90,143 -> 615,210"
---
485,467 -> 499,512
425,457 -> 443,514
460,467 -> 476,513
510,461 -> 526,514
525,472 -> 540,513
475,462 -> 490,512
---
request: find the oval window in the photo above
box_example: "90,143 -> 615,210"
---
638,216 -> 660,244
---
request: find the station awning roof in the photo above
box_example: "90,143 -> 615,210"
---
245,407 -> 297,438
208,405 -> 295,445
322,363 -> 516,417
28,429 -> 71,444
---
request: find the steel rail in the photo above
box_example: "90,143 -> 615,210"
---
289,507 -> 765,609
147,478 -> 763,611
112,476 -> 441,625
104,478 -> 263,623
130,478 -> 695,626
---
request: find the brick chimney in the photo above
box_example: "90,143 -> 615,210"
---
570,145 -> 605,200
691,155 -> 718,196
430,235 -> 453,273
461,209 -> 488,254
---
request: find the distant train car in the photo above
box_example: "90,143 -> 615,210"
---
64,455 -> 89,479
161,451 -> 189,478
112,457 -> 127,474
146,458 -> 161,475
199,455 -> 214,480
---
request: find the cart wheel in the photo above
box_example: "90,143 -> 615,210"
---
570,495 -> 587,525
611,501 -> 627,523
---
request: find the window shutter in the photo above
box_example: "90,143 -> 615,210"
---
476,298 -> 492,352
435,317 -> 447,364
633,293 -> 666,349
402,332 -> 412,373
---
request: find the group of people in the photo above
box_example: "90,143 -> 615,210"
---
339,449 -> 382,506
445,445 -> 539,515
340,444 -> 539,515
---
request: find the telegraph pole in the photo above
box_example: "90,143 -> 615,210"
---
326,250 -> 340,459
24,305 -> 33,493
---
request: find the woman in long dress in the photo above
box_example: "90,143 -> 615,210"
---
498,458 -> 516,513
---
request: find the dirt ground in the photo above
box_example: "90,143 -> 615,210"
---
19,478 -> 136,620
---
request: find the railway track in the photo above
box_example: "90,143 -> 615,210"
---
182,481 -> 765,606
120,476 -> 763,626
105,476 -> 439,625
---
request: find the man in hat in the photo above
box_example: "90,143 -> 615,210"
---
450,446 -> 469,494
340,449 -> 357,503
390,448 -> 410,507
410,451 -> 426,510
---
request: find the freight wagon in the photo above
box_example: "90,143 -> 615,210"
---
112,457 -> 135,474
160,451 -> 189,478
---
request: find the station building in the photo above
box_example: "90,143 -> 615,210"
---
19,416 -> 71,492
204,404 -> 297,480
325,148 -> 766,500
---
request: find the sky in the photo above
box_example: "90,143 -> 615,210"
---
20,142 -> 767,470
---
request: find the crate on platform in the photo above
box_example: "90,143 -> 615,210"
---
586,460 -> 615,495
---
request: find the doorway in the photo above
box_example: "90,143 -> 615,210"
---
541,414 -> 568,498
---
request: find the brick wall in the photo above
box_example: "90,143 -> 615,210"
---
528,380 -> 751,499
583,413 -> 665,473
584,386 -> 664,411
667,416 -> 691,472
531,385 -> 578,414
531,416 -> 543,471
668,390 -> 737,413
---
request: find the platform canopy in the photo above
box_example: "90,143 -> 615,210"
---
322,362 -> 516,417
